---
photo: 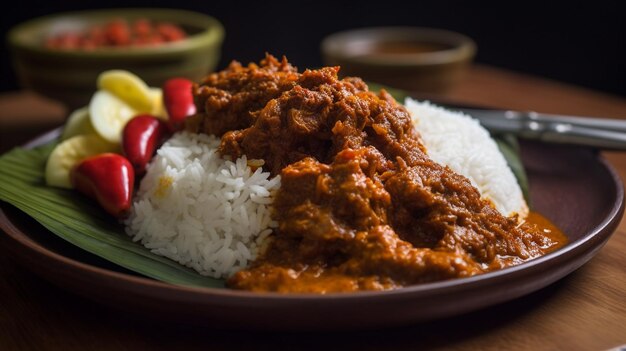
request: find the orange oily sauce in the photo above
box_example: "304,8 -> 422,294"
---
229,211 -> 567,294
523,211 -> 568,252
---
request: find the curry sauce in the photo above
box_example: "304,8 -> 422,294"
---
187,55 -> 567,293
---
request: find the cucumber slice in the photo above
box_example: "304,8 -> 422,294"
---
61,107 -> 96,140
97,70 -> 153,112
89,90 -> 138,143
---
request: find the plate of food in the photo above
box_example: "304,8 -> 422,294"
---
0,55 -> 623,330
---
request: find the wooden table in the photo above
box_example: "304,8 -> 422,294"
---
1,65 -> 625,350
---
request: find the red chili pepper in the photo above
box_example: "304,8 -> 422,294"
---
156,23 -> 186,42
71,153 -> 135,218
122,114 -> 170,175
163,78 -> 196,131
133,19 -> 152,38
44,18 -> 187,50
105,18 -> 131,46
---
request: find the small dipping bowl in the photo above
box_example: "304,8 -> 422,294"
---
321,27 -> 476,93
7,8 -> 224,109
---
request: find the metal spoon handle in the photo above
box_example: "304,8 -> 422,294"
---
455,108 -> 626,150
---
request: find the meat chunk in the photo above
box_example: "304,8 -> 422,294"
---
185,54 -> 299,137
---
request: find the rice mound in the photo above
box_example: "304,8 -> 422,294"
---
405,97 -> 528,218
125,131 -> 280,278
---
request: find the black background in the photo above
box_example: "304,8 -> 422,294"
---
2,0 -> 625,96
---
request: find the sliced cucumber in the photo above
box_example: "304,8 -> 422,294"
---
61,107 -> 96,140
89,90 -> 138,143
149,87 -> 168,120
97,70 -> 153,112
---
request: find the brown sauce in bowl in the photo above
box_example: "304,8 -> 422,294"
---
358,41 -> 453,58
187,55 -> 567,293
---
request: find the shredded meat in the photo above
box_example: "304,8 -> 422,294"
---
187,54 -> 565,293
186,55 -> 299,137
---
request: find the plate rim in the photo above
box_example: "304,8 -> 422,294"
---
1,128 -> 624,303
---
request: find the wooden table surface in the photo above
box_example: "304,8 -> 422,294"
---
1,65 -> 625,350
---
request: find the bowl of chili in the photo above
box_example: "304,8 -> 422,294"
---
7,8 -> 224,109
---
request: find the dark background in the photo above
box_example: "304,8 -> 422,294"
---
2,1 -> 625,96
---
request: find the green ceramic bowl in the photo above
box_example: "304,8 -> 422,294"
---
8,8 -> 224,109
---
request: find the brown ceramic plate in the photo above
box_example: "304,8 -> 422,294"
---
0,128 -> 623,331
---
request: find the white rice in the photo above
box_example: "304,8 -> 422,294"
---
126,100 -> 527,278
405,97 -> 528,218
125,131 -> 280,278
